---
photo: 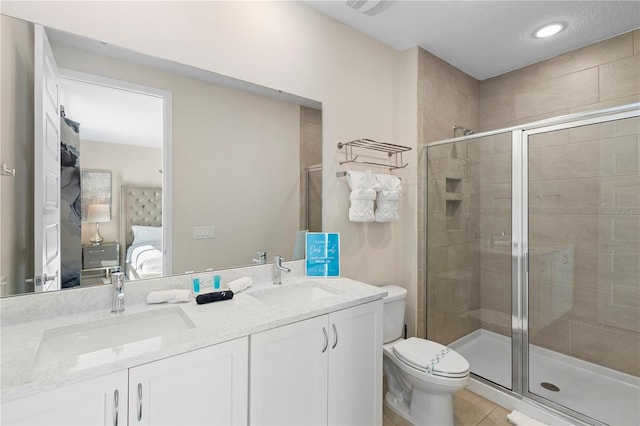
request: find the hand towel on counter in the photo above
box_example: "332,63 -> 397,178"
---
226,276 -> 253,293
375,174 -> 402,222
146,289 -> 192,304
346,171 -> 379,222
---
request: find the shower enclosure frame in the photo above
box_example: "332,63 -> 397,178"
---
424,102 -> 640,425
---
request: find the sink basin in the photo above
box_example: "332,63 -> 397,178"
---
35,306 -> 195,370
249,282 -> 338,309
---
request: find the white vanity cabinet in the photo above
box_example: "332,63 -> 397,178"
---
249,300 -> 383,426
129,336 -> 248,426
1,371 -> 128,425
1,337 -> 248,426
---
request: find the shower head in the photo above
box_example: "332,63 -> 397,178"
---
453,125 -> 474,137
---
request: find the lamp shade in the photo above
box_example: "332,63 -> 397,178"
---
86,204 -> 110,223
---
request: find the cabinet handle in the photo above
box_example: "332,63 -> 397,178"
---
113,389 -> 119,426
137,382 -> 143,421
321,327 -> 328,353
332,323 -> 338,349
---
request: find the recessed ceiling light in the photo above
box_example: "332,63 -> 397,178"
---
532,22 -> 567,39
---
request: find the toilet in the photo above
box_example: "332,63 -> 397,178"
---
382,285 -> 470,426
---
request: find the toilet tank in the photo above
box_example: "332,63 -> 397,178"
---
381,285 -> 407,344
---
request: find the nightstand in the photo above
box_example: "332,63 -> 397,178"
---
82,242 -> 120,279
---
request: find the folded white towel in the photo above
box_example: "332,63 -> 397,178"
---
349,199 -> 375,222
375,200 -> 399,222
146,289 -> 191,304
347,170 -> 380,191
350,189 -> 377,200
227,276 -> 253,293
375,173 -> 401,191
374,174 -> 401,222
507,410 -> 548,426
377,190 -> 400,201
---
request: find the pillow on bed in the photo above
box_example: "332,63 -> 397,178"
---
132,225 -> 162,245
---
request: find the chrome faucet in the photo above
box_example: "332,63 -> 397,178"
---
272,255 -> 291,285
253,251 -> 267,265
111,272 -> 125,313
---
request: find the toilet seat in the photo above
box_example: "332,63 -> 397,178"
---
392,337 -> 470,378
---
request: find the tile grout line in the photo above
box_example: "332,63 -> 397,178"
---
476,406 -> 500,426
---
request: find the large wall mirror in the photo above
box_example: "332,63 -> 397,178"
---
0,14 -> 323,297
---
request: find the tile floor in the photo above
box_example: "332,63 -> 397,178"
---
383,389 -> 512,426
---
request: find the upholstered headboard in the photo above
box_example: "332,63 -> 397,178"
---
119,185 -> 162,268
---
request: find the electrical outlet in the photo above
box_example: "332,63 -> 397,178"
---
193,273 -> 214,290
193,226 -> 216,239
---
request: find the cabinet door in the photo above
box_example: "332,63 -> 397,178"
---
328,300 -> 383,426
250,315 -> 328,425
129,337 -> 248,426
1,370 -> 127,426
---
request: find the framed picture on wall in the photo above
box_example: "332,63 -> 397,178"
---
81,169 -> 112,220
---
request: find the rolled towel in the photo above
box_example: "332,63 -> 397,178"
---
227,276 -> 253,293
146,289 -> 191,304
507,410 -> 548,426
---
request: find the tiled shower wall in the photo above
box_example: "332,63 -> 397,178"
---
419,29 -> 639,375
418,49 -> 480,339
299,106 -> 322,231
478,29 -> 640,132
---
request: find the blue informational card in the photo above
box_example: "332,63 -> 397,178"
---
305,233 -> 340,277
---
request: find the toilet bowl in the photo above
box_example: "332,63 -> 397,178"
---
382,285 -> 470,426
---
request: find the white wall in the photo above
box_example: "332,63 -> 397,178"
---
1,1 -> 419,326
0,15 -> 34,295
51,40 -> 302,273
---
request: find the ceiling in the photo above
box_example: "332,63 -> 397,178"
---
59,77 -> 164,148
304,0 -> 640,80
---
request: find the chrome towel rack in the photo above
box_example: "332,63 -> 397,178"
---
337,138 -> 411,170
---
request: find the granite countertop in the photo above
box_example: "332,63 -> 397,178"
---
1,274 -> 386,402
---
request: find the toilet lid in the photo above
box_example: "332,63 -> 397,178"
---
393,338 -> 470,378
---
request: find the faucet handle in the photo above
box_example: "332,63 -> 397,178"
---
253,251 -> 267,264
111,272 -> 125,289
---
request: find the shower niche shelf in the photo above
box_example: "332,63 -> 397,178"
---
337,138 -> 411,170
446,178 -> 462,193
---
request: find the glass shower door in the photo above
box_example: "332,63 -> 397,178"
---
426,132 -> 513,390
525,115 -> 640,425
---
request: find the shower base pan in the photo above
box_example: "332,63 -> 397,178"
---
450,329 -> 640,426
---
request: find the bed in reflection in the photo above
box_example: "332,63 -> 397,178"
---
120,185 -> 163,280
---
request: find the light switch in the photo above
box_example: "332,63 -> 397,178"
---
193,226 -> 216,239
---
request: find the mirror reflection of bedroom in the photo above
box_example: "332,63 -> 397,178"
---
60,77 -> 165,287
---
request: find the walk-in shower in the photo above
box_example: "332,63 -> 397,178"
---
425,104 -> 639,425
